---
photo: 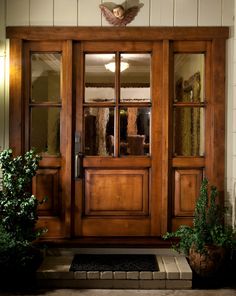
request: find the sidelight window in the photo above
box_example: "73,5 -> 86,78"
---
30,53 -> 61,155
173,54 -> 205,157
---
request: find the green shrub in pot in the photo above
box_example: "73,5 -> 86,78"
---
163,178 -> 236,277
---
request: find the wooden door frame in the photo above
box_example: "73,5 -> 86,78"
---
6,27 -> 228,245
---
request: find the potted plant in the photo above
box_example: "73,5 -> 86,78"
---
163,178 -> 236,277
0,149 -> 47,279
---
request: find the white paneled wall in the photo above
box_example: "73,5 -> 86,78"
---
198,0 -> 222,26
174,0 -> 198,26
6,0 -> 29,26
54,0 -> 77,26
4,0 -> 235,27
30,0 -> 53,26
79,0 -> 101,26
222,0 -> 234,26
150,0 -> 174,26
127,0 -> 150,26
1,0 -> 235,226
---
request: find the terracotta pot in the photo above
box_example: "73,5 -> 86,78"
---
189,245 -> 226,277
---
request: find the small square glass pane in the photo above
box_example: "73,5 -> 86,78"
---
31,53 -> 61,103
85,54 -> 115,103
174,54 -> 204,103
173,107 -> 204,156
120,107 -> 150,156
31,107 -> 60,155
84,107 -> 114,156
120,53 -> 151,103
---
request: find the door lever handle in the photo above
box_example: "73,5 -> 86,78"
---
75,152 -> 84,179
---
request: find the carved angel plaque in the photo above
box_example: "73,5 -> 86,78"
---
99,3 -> 141,26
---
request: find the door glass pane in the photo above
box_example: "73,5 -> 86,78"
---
173,107 -> 204,156
174,54 -> 204,103
84,107 -> 114,156
120,107 -> 150,156
85,54 -> 115,103
31,53 -> 61,103
31,107 -> 60,155
120,53 -> 151,103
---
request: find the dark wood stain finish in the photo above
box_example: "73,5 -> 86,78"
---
7,27 -> 228,245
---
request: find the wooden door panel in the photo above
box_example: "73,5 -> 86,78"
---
33,168 -> 60,215
173,169 -> 202,216
85,169 -> 149,216
82,218 -> 150,236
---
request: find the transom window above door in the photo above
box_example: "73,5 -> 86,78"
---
84,53 -> 151,157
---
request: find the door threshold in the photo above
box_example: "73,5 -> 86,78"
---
37,250 -> 192,289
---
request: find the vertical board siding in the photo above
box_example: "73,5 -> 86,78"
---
233,109 -> 236,133
150,0 -> 174,26
127,0 -> 150,26
233,132 -> 236,156
6,0 -> 30,26
54,0 -> 77,26
79,0 -> 101,26
222,0 -> 234,26
174,0 -> 198,26
30,0 -> 53,26
198,0 -> 222,26
0,0 -> 5,40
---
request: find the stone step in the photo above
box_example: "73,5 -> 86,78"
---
36,249 -> 192,289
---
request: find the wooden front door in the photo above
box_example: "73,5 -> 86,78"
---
74,41 -> 165,237
7,27 -> 227,243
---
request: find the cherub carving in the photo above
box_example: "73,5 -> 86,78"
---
99,2 -> 142,26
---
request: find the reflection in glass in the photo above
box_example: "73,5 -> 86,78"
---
174,54 -> 204,103
120,107 -> 150,156
120,53 -> 151,102
31,107 -> 60,155
85,54 -> 115,103
173,107 -> 204,156
31,53 -> 61,103
84,107 -> 114,156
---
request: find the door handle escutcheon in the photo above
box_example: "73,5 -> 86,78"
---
75,152 -> 84,179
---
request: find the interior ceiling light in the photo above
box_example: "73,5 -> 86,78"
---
105,61 -> 129,72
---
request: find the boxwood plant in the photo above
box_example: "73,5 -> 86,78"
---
0,149 -> 47,273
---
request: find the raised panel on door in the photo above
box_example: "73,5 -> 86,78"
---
85,169 -> 149,216
172,169 -> 203,231
33,168 -> 60,215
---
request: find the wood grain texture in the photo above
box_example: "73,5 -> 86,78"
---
85,169 -> 149,216
82,218 -> 150,236
9,39 -> 23,155
33,168 -> 59,215
6,27 -> 229,41
7,28 -> 227,244
173,169 -> 202,216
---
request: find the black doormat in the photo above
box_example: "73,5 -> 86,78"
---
70,254 -> 159,272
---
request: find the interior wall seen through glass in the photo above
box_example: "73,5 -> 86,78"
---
174,54 -> 204,103
173,107 -> 204,156
85,54 -> 115,102
31,53 -> 61,103
31,107 -> 61,155
120,53 -> 151,102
